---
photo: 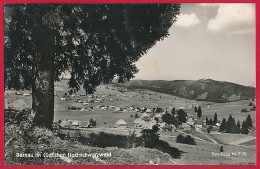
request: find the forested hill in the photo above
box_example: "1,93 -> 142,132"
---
114,79 -> 255,103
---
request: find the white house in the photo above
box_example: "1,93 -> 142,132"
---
134,119 -> 146,128
187,118 -> 194,126
72,121 -> 79,126
195,119 -> 204,129
114,107 -> 121,112
115,119 -> 128,128
146,109 -> 152,113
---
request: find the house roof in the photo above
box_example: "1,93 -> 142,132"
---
159,122 -> 166,127
60,119 -> 72,127
72,121 -> 79,126
187,118 -> 194,122
79,121 -> 90,127
154,114 -> 161,118
70,103 -> 82,107
146,109 -> 152,113
116,119 -> 127,125
195,119 -> 204,125
140,115 -> 151,121
140,113 -> 149,118
114,107 -> 121,111
134,119 -> 146,124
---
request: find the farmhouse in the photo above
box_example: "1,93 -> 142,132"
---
79,121 -> 90,128
187,117 -> 194,126
154,114 -> 162,118
180,123 -> 191,130
134,118 -> 146,128
60,119 -> 72,128
194,119 -> 204,129
140,113 -> 151,122
114,107 -> 122,112
142,122 -> 154,129
115,119 -> 128,128
109,105 -> 116,109
146,109 -> 152,113
101,106 -> 108,110
72,121 -> 79,127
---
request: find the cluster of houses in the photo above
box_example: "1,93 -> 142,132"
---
59,119 -> 92,128
61,95 -> 105,103
14,92 -> 31,96
60,102 -> 212,130
57,90 -> 218,136
181,117 -> 205,130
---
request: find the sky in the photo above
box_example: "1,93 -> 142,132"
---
134,3 -> 256,87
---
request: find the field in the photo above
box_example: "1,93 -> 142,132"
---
210,133 -> 256,145
4,80 -> 256,165
162,137 -> 256,165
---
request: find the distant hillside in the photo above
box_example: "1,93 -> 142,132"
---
114,79 -> 255,103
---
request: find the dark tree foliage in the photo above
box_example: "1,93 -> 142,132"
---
141,125 -> 160,141
241,121 -> 249,134
161,112 -> 179,126
250,105 -> 256,111
197,106 -> 202,117
176,134 -> 184,143
219,118 -> 227,132
176,134 -> 196,145
245,114 -> 253,128
171,107 -> 176,116
206,116 -> 209,125
154,107 -> 163,113
236,120 -> 241,133
213,112 -> 218,124
177,109 -> 187,123
152,125 -> 160,133
226,115 -> 238,133
5,4 -> 180,128
89,118 -> 97,127
208,118 -> 213,125
194,106 -> 197,113
220,146 -> 224,152
207,126 -> 213,133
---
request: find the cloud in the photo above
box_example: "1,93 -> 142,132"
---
207,3 -> 255,34
175,13 -> 201,28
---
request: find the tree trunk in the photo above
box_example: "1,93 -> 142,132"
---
32,27 -> 55,129
32,64 -> 54,129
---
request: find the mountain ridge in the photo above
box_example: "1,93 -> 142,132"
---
114,78 -> 255,103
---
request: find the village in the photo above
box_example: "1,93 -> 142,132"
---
45,83 -> 227,143
58,102 -> 212,137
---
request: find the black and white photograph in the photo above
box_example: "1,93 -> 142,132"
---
4,3 -> 256,165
